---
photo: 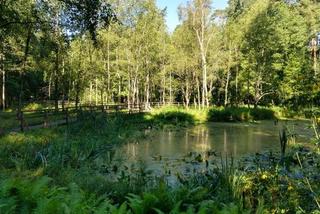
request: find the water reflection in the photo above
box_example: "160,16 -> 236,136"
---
119,121 -> 312,160
114,120 -> 311,173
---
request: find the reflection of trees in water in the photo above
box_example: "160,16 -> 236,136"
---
191,125 -> 211,152
125,143 -> 137,158
224,129 -> 227,155
119,122 -> 306,167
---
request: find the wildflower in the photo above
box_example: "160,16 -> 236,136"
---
261,173 -> 268,180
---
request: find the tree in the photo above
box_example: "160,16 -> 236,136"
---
62,0 -> 117,44
180,0 -> 214,107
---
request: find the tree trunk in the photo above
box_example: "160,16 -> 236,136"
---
235,64 -> 239,106
185,80 -> 190,108
162,74 -> 166,105
196,77 -> 201,108
54,48 -> 59,111
224,69 -> 231,107
1,53 -> 5,111
201,53 -> 209,107
235,49 -> 239,106
161,66 -> 166,105
48,74 -> 52,100
193,2 -> 211,108
128,74 -> 131,109
136,79 -> 140,106
107,34 -> 111,104
247,68 -> 250,109
75,71 -> 81,110
95,78 -> 98,105
169,71 -> 172,104
19,26 -> 32,115
62,58 -> 65,110
311,38 -> 317,75
145,71 -> 150,108
2,67 -> 5,111
118,77 -> 121,103
89,81 -> 92,105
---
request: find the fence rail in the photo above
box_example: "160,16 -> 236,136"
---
4,102 -> 182,133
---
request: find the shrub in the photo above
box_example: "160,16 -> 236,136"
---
23,103 -> 46,111
208,107 -> 275,122
147,106 -> 208,126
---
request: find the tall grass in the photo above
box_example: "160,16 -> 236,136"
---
146,106 -> 208,126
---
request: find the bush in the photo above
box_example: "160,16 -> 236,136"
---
151,111 -> 196,125
208,107 -> 275,122
23,103 -> 46,111
147,106 -> 208,126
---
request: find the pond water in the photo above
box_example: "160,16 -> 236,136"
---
111,120 -> 313,179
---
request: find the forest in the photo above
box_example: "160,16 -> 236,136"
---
0,0 -> 320,213
1,0 -> 320,110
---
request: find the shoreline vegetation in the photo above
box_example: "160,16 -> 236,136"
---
0,106 -> 319,213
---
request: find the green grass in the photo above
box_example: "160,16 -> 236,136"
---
146,106 -> 276,124
145,106 -> 208,127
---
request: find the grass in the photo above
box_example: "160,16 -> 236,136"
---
147,106 -> 276,124
146,106 -> 208,127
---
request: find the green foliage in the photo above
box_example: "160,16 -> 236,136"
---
145,106 -> 209,127
0,176 -> 113,213
2,0 -> 320,111
208,107 -> 275,122
22,103 -> 47,111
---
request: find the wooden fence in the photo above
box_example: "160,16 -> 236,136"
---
14,102 -> 182,132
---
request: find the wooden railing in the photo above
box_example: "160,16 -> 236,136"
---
14,102 -> 182,132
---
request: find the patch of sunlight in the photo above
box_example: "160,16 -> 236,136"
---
1,130 -> 58,145
32,167 -> 45,177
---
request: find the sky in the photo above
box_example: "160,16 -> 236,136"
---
156,0 -> 228,32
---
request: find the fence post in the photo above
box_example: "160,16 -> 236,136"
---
65,108 -> 69,125
19,111 -> 24,132
44,110 -> 48,128
77,106 -> 82,120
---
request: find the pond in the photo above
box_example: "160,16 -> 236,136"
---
111,120 -> 313,180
